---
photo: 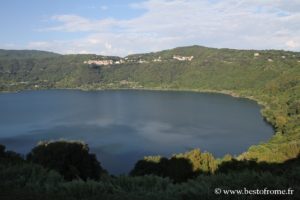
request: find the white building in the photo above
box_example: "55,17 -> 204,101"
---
153,57 -> 162,62
138,59 -> 148,63
84,60 -> 114,66
173,55 -> 194,61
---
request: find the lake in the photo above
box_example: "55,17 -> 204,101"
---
0,90 -> 274,174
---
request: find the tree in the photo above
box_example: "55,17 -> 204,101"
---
131,149 -> 218,182
27,140 -> 106,181
0,144 -> 23,163
173,149 -> 217,174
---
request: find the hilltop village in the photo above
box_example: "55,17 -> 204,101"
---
84,55 -> 194,66
83,52 -> 295,66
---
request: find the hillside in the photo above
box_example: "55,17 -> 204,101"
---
0,49 -> 60,59
1,46 -> 299,92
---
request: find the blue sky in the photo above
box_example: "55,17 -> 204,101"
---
0,0 -> 300,56
0,0 -> 143,45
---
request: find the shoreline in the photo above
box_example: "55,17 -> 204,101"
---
0,86 -> 268,108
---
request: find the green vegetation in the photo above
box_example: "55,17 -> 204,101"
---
130,149 -> 217,183
0,142 -> 299,199
0,45 -> 299,199
27,141 -> 107,181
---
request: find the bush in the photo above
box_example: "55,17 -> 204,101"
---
130,149 -> 217,182
27,140 -> 106,181
0,144 -> 23,163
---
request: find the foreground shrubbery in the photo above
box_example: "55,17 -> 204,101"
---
1,155 -> 299,199
130,149 -> 218,182
1,142 -> 299,199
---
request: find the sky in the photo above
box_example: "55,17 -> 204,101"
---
0,0 -> 300,56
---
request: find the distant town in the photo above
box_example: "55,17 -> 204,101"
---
84,55 -> 194,66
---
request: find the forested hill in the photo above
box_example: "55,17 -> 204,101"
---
0,45 -> 299,162
0,45 -> 299,92
0,49 -> 60,59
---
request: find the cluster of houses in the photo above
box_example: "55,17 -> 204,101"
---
173,55 -> 194,61
83,53 -> 300,66
83,60 -> 113,65
83,55 -> 194,66
253,52 -> 293,62
83,59 -> 125,66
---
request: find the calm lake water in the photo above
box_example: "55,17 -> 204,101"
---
0,90 -> 273,174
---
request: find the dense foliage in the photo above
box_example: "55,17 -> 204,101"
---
27,141 -> 106,181
0,143 -> 299,200
0,45 -> 300,199
130,149 -> 217,182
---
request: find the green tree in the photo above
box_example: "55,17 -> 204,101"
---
27,140 -> 106,181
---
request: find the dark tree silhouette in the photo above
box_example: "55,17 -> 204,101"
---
130,156 -> 195,183
27,140 -> 106,181
0,144 -> 23,163
130,149 -> 217,182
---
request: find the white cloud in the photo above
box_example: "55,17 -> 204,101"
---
286,40 -> 299,49
28,0 -> 300,56
105,43 -> 112,50
38,15 -> 118,32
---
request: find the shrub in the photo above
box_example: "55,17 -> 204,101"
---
27,140 -> 106,181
